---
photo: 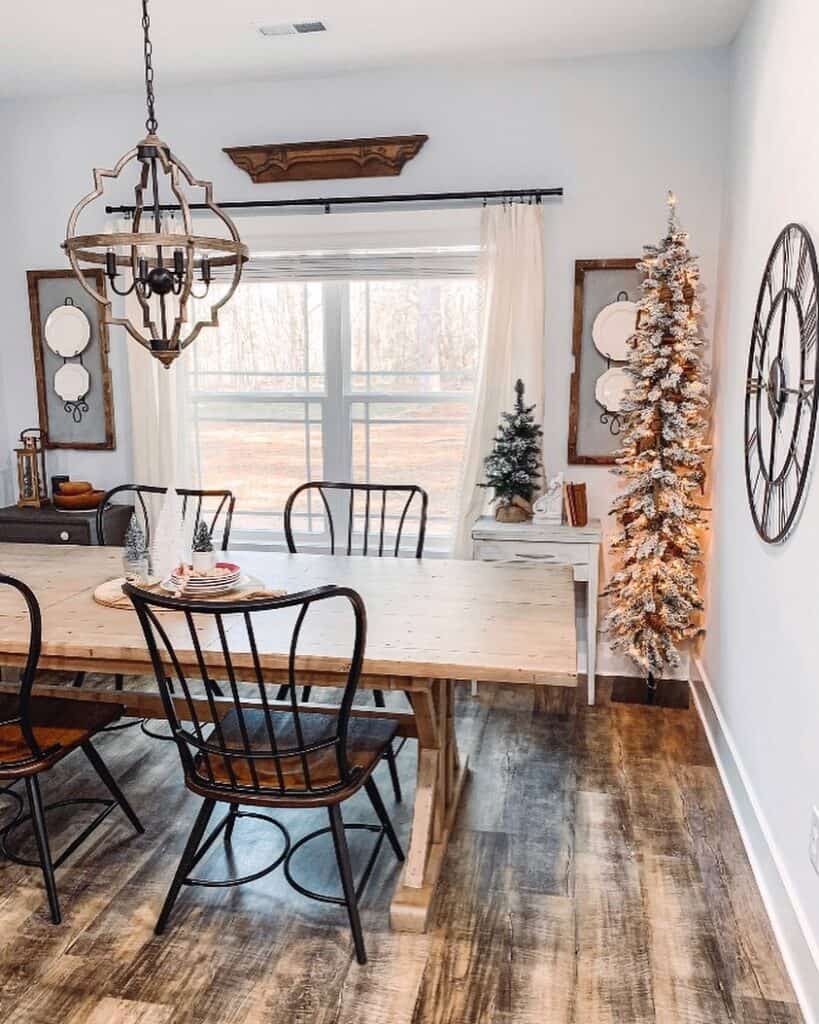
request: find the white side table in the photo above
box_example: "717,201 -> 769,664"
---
471,516 -> 602,704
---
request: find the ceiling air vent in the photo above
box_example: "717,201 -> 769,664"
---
258,21 -> 326,36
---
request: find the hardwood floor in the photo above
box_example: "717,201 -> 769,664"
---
0,677 -> 802,1024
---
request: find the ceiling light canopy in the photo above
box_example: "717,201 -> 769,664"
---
62,0 -> 248,367
258,21 -> 327,36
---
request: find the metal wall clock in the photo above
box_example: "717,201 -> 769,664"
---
745,222 -> 819,542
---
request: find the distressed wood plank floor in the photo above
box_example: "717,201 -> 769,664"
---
0,678 -> 801,1024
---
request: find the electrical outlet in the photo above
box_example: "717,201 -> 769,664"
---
810,807 -> 819,875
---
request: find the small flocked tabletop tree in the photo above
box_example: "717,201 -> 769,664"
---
604,193 -> 709,701
483,379 -> 543,523
123,513 -> 148,574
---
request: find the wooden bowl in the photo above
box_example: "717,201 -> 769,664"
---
57,481 -> 93,496
54,489 -> 106,511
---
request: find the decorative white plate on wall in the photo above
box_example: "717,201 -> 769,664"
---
44,303 -> 91,358
53,363 -> 90,403
592,300 -> 638,361
595,367 -> 631,413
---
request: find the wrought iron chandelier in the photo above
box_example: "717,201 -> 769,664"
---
62,0 -> 248,367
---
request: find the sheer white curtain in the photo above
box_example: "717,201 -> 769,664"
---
111,217 -> 195,489
453,203 -> 546,556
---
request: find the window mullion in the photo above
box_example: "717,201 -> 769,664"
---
321,281 -> 351,481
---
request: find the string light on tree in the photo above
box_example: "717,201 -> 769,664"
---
604,192 -> 710,700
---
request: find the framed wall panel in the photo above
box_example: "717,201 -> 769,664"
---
568,258 -> 642,465
27,269 -> 116,451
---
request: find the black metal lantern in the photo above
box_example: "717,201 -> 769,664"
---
62,0 -> 248,367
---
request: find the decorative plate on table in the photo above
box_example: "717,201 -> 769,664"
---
592,300 -> 639,361
167,562 -> 242,596
160,575 -> 251,598
595,367 -> 632,413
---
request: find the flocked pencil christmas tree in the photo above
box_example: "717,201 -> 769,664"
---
483,379 -> 543,523
604,193 -> 709,698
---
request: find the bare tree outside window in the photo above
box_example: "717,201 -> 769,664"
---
188,273 -> 479,548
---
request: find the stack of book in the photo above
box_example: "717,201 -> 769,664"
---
564,482 -> 588,527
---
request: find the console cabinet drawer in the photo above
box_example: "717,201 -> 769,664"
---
0,520 -> 90,545
473,539 -> 591,567
0,504 -> 133,546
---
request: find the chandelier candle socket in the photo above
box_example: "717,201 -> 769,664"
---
62,0 -> 248,366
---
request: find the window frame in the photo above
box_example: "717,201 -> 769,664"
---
187,274 -> 479,553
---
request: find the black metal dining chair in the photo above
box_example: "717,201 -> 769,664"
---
283,481 -> 428,559
73,484 -> 236,713
125,580 -> 404,965
97,484 -> 235,550
0,575 -> 143,924
281,481 -> 429,803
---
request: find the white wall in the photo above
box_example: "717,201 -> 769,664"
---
0,51 -> 727,493
704,0 -> 819,1013
0,51 -> 727,671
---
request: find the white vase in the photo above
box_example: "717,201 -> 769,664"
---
191,550 -> 216,573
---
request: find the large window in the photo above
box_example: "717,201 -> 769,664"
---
187,268 -> 480,549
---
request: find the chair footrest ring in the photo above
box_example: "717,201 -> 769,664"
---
140,719 -> 176,742
102,718 -> 143,733
284,822 -> 385,906
184,809 -> 291,889
0,797 -> 116,869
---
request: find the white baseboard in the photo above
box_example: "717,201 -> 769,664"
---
690,655 -> 819,1024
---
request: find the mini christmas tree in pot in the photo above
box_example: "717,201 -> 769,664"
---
483,379 -> 543,523
604,192 -> 709,703
191,520 -> 215,573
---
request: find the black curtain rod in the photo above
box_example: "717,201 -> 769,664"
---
105,186 -> 563,216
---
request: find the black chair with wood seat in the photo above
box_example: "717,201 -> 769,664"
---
0,574 -> 143,924
281,481 -> 429,803
96,484 -> 236,550
73,484 -> 236,716
125,580 -> 404,965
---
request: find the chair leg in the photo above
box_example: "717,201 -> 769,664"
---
156,798 -> 216,935
81,741 -> 144,835
275,684 -> 290,701
114,674 -> 124,691
373,690 -> 402,803
364,776 -> 404,863
327,804 -> 366,965
301,686 -> 312,703
224,804 -> 239,844
205,678 -> 223,698
25,776 -> 61,925
72,671 -> 85,688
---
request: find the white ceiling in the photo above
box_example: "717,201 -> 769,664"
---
1,0 -> 750,99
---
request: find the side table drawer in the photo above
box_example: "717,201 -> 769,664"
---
0,520 -> 91,545
473,539 -> 590,567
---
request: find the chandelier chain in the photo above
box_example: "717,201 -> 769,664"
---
142,0 -> 158,134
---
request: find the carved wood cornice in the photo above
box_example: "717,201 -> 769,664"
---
223,134 -> 428,184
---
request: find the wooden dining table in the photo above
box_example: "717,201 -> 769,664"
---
0,541 -> 576,932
